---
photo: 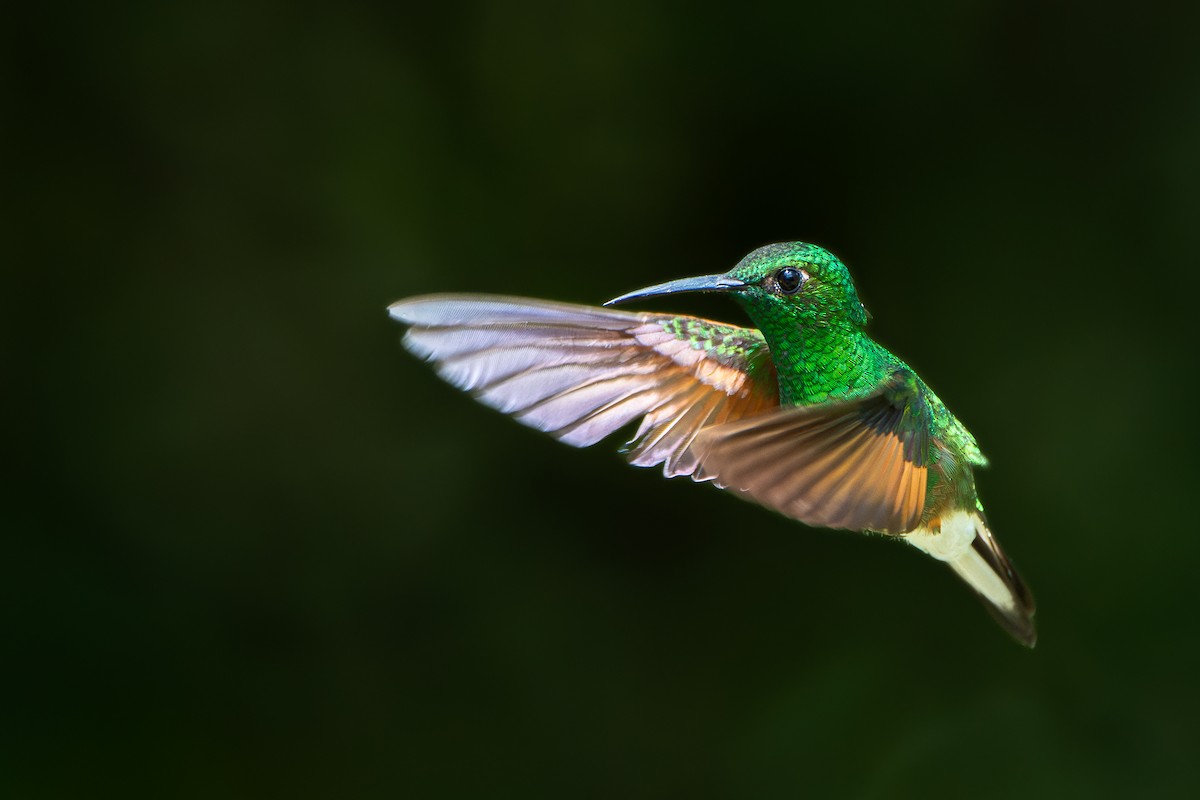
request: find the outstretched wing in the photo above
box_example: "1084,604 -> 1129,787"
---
694,370 -> 932,534
389,294 -> 778,478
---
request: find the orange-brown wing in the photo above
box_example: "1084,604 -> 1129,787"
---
694,373 -> 932,534
389,294 -> 778,478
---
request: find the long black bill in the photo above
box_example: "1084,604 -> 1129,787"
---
604,274 -> 746,306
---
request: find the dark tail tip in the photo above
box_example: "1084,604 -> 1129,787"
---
969,523 -> 1037,648
983,596 -> 1037,648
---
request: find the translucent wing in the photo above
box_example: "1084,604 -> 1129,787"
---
694,371 -> 932,534
389,294 -> 778,478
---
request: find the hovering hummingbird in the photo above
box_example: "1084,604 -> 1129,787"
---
389,242 -> 1036,646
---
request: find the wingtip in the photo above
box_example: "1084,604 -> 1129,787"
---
387,295 -> 457,325
387,298 -> 414,323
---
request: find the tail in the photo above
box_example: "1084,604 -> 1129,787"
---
905,509 -> 1037,647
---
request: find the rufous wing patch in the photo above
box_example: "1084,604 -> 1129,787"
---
695,379 -> 930,534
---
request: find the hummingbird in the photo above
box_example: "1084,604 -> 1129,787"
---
388,242 -> 1036,646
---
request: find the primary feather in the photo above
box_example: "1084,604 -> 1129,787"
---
389,295 -> 778,473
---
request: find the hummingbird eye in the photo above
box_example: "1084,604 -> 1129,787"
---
775,267 -> 805,294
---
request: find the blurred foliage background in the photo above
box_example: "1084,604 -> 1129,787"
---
8,1 -> 1200,797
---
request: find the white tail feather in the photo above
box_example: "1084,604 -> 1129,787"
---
906,510 -> 1036,646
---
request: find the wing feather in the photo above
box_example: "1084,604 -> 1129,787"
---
392,295 -> 933,535
694,380 -> 931,534
389,294 -> 778,472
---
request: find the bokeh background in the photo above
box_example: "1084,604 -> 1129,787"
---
10,1 -> 1200,797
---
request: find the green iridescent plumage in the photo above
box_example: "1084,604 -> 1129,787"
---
722,243 -> 989,523
728,244 -> 981,454
389,242 -> 1035,646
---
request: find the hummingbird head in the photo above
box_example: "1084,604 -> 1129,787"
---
606,241 -> 869,329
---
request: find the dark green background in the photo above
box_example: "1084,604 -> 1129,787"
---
11,1 -> 1200,797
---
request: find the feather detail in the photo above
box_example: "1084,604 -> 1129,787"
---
693,382 -> 930,534
906,510 -> 1037,647
389,295 -> 778,471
